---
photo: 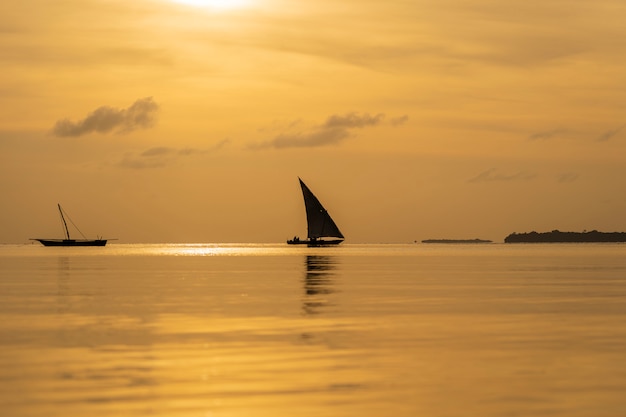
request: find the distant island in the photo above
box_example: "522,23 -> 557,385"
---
504,230 -> 626,243
421,239 -> 493,244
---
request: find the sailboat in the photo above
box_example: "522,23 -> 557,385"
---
287,178 -> 345,246
31,204 -> 108,246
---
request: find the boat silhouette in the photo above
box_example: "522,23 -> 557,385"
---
31,204 -> 109,247
287,178 -> 344,246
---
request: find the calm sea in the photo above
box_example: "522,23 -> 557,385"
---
1,243 -> 625,417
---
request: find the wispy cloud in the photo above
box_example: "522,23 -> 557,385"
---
118,139 -> 230,169
557,172 -> 579,183
261,129 -> 352,149
323,113 -> 385,128
468,168 -> 536,183
528,128 -> 566,140
390,115 -> 409,126
596,125 -> 625,142
251,112 -> 407,149
51,97 -> 159,137
140,146 -> 172,157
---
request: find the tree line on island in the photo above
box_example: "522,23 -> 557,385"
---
504,230 -> 626,243
421,230 -> 626,244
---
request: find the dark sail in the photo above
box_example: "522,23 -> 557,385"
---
299,178 -> 344,240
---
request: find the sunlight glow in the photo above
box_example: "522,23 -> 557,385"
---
169,0 -> 250,9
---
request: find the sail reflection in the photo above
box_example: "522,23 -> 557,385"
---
302,255 -> 337,315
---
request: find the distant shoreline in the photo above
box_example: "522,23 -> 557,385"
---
421,239 -> 493,244
504,230 -> 626,243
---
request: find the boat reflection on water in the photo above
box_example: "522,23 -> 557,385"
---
56,257 -> 71,314
302,255 -> 337,315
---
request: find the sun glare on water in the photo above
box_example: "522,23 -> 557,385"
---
170,0 -> 250,9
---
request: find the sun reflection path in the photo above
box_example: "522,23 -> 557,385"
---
168,0 -> 252,10
107,243 -> 309,257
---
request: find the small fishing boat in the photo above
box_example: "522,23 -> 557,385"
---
31,204 -> 109,246
287,178 -> 344,246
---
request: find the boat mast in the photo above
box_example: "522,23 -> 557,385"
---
58,204 -> 71,240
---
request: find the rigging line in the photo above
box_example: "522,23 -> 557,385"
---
60,206 -> 89,239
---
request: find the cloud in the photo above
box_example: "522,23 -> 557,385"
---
468,168 -> 536,183
528,128 -> 566,140
323,113 -> 384,128
557,172 -> 579,183
596,125 -> 625,142
251,112 -> 405,149
51,97 -> 159,137
141,146 -> 172,157
118,139 -> 230,169
390,115 -> 409,126
263,129 -> 351,149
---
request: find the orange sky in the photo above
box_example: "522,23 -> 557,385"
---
1,0 -> 625,243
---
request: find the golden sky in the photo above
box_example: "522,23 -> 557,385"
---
1,0 -> 625,243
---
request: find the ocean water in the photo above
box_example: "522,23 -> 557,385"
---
1,243 -> 625,417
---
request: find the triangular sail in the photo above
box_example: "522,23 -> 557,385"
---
299,178 -> 344,240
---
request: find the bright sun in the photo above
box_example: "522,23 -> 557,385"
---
170,0 -> 250,9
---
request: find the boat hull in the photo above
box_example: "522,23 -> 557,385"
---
33,239 -> 107,247
287,238 -> 343,246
